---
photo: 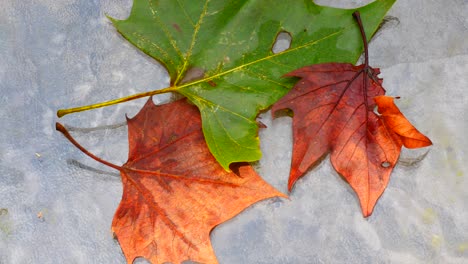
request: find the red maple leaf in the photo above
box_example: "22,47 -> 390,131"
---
57,98 -> 284,263
272,12 -> 432,217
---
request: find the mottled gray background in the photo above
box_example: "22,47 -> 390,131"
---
0,0 -> 467,263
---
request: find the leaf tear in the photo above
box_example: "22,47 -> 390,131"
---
272,31 -> 292,54
381,161 -> 391,168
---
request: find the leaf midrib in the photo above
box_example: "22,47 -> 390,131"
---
175,0 -> 211,84
175,27 -> 346,92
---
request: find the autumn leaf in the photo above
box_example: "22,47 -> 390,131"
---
272,12 -> 432,217
56,98 -> 284,264
58,0 -> 396,170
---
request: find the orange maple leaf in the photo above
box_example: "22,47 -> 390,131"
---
57,98 -> 284,263
272,12 -> 431,217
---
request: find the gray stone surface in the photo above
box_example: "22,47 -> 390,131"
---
0,0 -> 467,263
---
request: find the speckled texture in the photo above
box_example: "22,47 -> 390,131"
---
0,0 -> 467,263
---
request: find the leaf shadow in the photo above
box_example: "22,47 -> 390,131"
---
289,152 -> 329,192
398,148 -> 431,168
65,121 -> 127,133
372,16 -> 400,41
67,159 -> 120,179
270,108 -> 294,118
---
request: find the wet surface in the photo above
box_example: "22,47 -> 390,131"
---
0,0 -> 467,263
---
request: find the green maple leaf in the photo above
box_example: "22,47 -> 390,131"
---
61,0 -> 396,170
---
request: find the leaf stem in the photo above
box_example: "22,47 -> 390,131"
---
353,11 -> 369,67
56,122 -> 122,171
57,86 -> 177,117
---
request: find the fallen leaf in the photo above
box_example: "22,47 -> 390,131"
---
56,99 -> 284,264
272,12 -> 431,217
66,0 -> 396,170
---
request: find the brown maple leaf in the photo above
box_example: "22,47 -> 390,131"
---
56,98 -> 285,264
271,12 -> 431,217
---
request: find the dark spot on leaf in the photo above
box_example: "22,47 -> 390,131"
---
169,133 -> 179,142
162,158 -> 178,168
180,67 -> 205,84
207,80 -> 217,87
272,31 -> 292,54
172,23 -> 182,33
